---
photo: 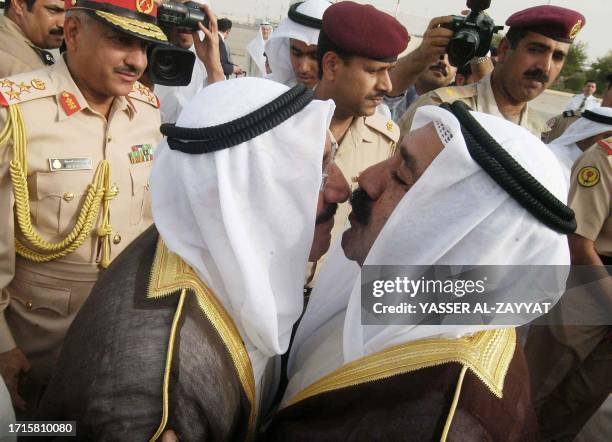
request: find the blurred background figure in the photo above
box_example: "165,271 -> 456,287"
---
246,20 -> 273,77
565,79 -> 600,113
218,17 -> 243,78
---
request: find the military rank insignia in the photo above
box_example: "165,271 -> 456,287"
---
577,166 -> 600,188
59,91 -> 81,116
129,144 -> 154,164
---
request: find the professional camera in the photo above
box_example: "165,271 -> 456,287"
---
157,1 -> 209,32
146,44 -> 196,86
146,0 -> 210,86
442,0 -> 502,67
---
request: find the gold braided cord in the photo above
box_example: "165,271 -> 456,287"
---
440,365 -> 468,442
149,288 -> 188,442
1,104 -> 116,268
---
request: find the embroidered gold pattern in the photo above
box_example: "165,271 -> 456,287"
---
147,240 -> 256,439
286,328 -> 516,407
95,11 -> 168,41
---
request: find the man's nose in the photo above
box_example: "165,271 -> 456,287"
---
537,53 -> 553,75
376,71 -> 392,94
126,45 -> 148,73
297,57 -> 311,74
357,158 -> 393,201
324,164 -> 350,204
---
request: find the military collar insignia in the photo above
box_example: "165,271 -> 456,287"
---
59,91 -> 81,116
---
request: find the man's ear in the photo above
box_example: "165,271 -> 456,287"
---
496,37 -> 512,64
63,15 -> 80,51
322,51 -> 340,81
10,0 -> 28,18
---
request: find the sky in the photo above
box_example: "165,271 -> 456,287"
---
210,0 -> 609,62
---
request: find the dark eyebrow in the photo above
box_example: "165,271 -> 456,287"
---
528,41 -> 552,52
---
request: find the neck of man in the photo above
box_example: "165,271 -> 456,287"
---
490,70 -> 527,124
414,77 -> 436,96
66,55 -> 115,118
315,83 -> 354,143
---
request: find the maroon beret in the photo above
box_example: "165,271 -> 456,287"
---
321,1 -> 409,61
506,5 -> 585,43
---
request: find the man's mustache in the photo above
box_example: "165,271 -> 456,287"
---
350,187 -> 373,226
523,69 -> 549,83
114,65 -> 142,77
429,62 -> 448,76
316,203 -> 338,225
49,27 -> 63,36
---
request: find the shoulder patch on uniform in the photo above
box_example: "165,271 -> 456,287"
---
364,113 -> 400,143
433,84 -> 477,102
563,110 -> 576,118
0,70 -> 54,107
577,166 -> 600,187
597,137 -> 612,155
128,82 -> 159,108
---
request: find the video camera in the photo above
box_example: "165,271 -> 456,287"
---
146,1 -> 211,86
442,0 -> 502,67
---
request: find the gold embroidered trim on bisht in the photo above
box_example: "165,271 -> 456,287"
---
147,239 -> 256,440
286,328 -> 516,407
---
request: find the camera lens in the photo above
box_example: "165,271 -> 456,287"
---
155,53 -> 180,79
448,30 -> 479,67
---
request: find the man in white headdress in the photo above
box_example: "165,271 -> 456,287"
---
265,0 -> 330,88
246,21 -> 273,77
548,107 -> 612,185
36,78 -> 350,440
264,104 -> 574,440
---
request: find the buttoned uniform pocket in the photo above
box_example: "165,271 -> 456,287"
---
129,163 -> 153,225
8,275 -> 71,317
32,171 -> 95,235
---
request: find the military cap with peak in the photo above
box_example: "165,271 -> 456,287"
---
321,1 -> 409,61
506,5 -> 585,43
65,0 -> 168,43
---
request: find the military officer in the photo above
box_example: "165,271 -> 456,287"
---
398,5 -> 585,139
545,73 -> 612,143
313,1 -> 407,252
526,137 -> 612,440
0,0 -> 65,77
0,0 -> 169,413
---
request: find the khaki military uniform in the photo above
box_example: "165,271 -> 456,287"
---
398,74 -> 549,139
543,110 -> 581,144
0,15 -> 53,78
526,139 -> 612,441
0,56 -> 161,385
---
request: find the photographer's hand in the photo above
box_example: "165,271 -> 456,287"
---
192,4 -> 225,84
388,16 -> 453,96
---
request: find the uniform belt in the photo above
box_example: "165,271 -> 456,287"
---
15,256 -> 100,282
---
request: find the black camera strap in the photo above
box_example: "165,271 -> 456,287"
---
441,101 -> 576,234
161,84 -> 314,154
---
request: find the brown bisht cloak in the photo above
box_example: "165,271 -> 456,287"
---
36,226 -> 256,441
263,328 -> 539,441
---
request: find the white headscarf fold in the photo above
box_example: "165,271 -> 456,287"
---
548,107 -> 612,184
283,106 -> 570,405
151,77 -> 335,389
265,0 -> 331,86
